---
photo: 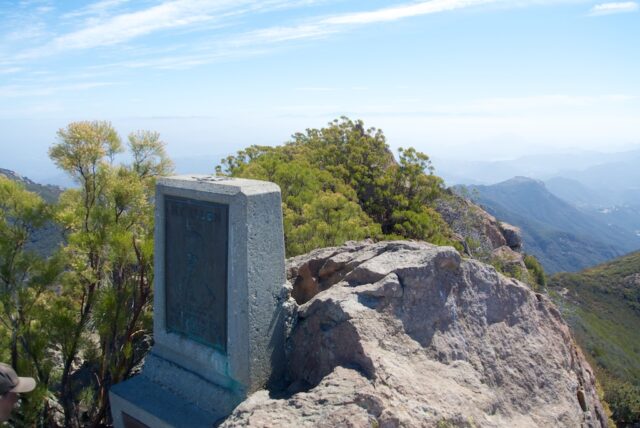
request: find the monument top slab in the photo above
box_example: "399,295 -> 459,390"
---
157,175 -> 281,196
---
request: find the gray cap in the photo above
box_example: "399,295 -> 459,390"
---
0,363 -> 36,395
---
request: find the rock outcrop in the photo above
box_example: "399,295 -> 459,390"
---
222,241 -> 607,427
499,222 -> 522,251
434,193 -> 522,260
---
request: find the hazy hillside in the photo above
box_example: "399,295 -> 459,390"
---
0,168 -> 63,256
0,168 -> 63,203
545,176 -> 607,208
560,154 -> 640,205
545,175 -> 640,240
462,177 -> 640,273
549,252 -> 640,425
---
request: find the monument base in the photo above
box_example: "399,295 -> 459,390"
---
110,353 -> 243,428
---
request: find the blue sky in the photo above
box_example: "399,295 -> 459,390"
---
1,0 -> 639,184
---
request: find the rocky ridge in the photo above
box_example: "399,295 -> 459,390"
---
435,193 -> 532,286
0,167 -> 63,204
222,240 -> 607,427
435,192 -> 522,257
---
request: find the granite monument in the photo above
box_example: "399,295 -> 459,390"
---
110,175 -> 286,428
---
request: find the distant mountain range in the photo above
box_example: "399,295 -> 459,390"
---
460,177 -> 640,273
437,148 -> 640,189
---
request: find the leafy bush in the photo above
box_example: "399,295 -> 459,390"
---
217,117 -> 458,256
524,254 -> 547,288
604,378 -> 640,426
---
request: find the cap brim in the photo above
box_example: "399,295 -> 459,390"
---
11,377 -> 36,393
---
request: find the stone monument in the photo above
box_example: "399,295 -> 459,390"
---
110,175 -> 286,428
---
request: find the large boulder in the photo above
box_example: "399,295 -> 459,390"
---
499,222 -> 523,251
222,241 -> 607,427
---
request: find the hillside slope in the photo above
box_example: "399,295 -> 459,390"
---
549,252 -> 640,425
0,168 -> 63,204
463,177 -> 640,273
0,168 -> 63,256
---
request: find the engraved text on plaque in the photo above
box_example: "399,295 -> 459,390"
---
164,196 -> 228,352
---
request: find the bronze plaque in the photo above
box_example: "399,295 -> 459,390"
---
164,195 -> 228,352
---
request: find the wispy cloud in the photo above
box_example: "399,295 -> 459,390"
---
6,0 -> 568,68
236,0 -> 498,47
0,81 -> 117,98
3,0 -> 634,94
459,94 -> 637,112
100,0 -> 487,72
323,0 -> 495,25
0,67 -> 23,75
270,94 -> 638,119
588,1 -> 639,16
295,87 -> 337,92
61,0 -> 132,20
29,1 -> 226,55
17,0 -> 328,60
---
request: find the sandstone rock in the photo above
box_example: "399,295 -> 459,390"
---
222,241 -> 607,428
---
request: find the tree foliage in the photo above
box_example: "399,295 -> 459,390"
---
49,121 -> 172,426
1,121 -> 172,427
0,176 -> 61,425
218,117 -> 457,256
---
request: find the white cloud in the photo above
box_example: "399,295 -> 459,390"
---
0,67 -> 23,75
5,0 -> 633,77
269,94 -> 638,117
20,0 -> 258,58
225,0 -> 501,59
61,0 -> 131,19
433,94 -> 638,114
588,1 -> 639,16
18,0 -> 329,60
48,1 -> 218,51
295,87 -> 336,92
0,81 -> 117,97
233,23 -> 337,45
323,0 -> 496,25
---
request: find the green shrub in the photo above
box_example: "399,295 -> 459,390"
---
217,117 -> 458,256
